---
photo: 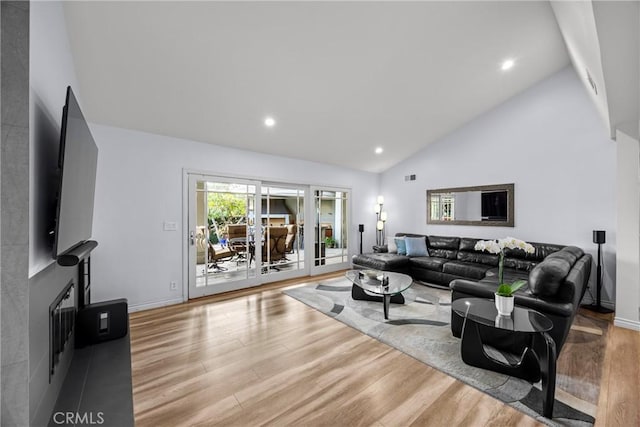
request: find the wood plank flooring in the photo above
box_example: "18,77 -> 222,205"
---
129,272 -> 639,427
594,323 -> 640,427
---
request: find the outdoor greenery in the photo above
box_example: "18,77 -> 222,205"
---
207,193 -> 247,241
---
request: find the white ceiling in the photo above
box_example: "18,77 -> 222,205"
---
63,1 -> 570,173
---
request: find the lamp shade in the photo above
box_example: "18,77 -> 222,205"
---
374,204 -> 381,213
376,220 -> 384,230
377,195 -> 384,205
380,211 -> 388,221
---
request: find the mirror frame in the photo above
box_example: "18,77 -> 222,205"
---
426,183 -> 515,227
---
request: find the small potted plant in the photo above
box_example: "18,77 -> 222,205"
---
324,237 -> 336,248
495,281 -> 526,316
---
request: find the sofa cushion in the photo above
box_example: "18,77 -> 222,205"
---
546,246 -> 583,266
405,237 -> 429,257
457,251 -> 499,266
428,249 -> 455,260
457,238 -> 499,266
502,258 -> 538,271
408,256 -> 448,272
442,261 -> 491,280
504,242 -> 564,262
546,251 -> 576,266
426,236 -> 459,260
562,246 -> 584,259
528,257 -> 571,297
428,235 -> 460,250
352,253 -> 409,271
482,267 -> 530,284
459,237 -> 481,251
394,237 -> 407,255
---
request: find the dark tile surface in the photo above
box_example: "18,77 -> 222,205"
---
1,1 -> 30,424
49,336 -> 134,427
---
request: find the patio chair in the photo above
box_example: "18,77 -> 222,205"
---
227,224 -> 248,262
262,226 -> 288,271
284,224 -> 297,253
208,242 -> 235,272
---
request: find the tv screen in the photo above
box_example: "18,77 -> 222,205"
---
481,191 -> 507,221
52,86 -> 98,258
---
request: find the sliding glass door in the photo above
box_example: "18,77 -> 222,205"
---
310,188 -> 350,274
187,174 -> 350,298
260,184 -> 305,278
187,175 -> 260,298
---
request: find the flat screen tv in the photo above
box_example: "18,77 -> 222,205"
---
52,86 -> 98,261
481,190 -> 507,221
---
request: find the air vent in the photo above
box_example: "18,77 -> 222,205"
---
404,174 -> 416,182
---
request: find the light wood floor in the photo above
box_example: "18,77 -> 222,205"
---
129,272 -> 640,427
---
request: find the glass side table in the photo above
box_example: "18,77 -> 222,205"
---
452,297 -> 557,419
345,269 -> 412,319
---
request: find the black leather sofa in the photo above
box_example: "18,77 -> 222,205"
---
351,233 -> 592,355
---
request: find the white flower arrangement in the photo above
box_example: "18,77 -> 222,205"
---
474,237 -> 535,254
474,237 -> 535,293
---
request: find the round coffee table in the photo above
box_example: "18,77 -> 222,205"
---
345,270 -> 413,319
452,297 -> 556,418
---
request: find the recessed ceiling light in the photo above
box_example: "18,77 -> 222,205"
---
264,117 -> 276,127
375,147 -> 383,154
501,59 -> 515,71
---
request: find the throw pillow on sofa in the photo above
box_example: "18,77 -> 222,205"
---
405,237 -> 429,257
388,239 -> 398,253
529,257 -> 571,297
394,237 -> 407,255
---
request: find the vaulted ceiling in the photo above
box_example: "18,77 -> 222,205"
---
64,1 -> 570,173
551,0 -> 639,140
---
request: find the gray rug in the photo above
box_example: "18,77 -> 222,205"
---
284,277 -> 596,427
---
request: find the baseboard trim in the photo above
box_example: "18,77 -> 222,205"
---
128,298 -> 184,313
613,317 -> 640,331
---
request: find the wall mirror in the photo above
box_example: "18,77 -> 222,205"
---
427,183 -> 514,227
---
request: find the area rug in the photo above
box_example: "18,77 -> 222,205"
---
284,277 -> 608,427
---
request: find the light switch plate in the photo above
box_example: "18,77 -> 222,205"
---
163,221 -> 177,231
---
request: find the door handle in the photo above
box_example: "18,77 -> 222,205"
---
190,231 -> 195,245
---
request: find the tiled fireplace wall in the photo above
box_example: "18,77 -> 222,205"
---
2,2 -> 85,425
1,1 -> 30,425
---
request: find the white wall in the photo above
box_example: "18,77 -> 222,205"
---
29,0 -> 80,276
381,67 -> 617,307
90,125 -> 379,309
615,129 -> 640,330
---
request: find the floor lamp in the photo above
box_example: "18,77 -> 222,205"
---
374,196 -> 386,247
582,230 -> 613,313
358,224 -> 364,254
